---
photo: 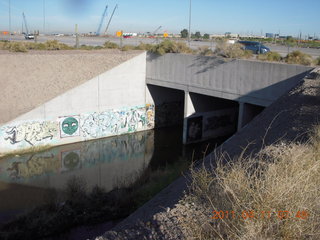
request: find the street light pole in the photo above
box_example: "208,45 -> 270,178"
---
43,0 -> 46,34
188,0 -> 192,46
9,0 -> 11,40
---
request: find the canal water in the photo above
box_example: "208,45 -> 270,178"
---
0,126 -> 230,228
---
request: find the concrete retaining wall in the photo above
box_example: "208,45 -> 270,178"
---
0,52 -> 155,154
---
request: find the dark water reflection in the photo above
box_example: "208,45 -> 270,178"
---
0,126 -> 229,224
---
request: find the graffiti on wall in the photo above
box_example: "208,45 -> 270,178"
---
4,121 -> 58,146
59,116 -> 80,138
81,105 -> 153,139
6,153 -> 59,180
61,150 -> 81,172
187,116 -> 203,142
1,130 -> 154,181
146,104 -> 155,128
0,104 -> 155,151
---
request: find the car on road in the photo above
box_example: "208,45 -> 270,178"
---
238,41 -> 270,54
24,33 -> 35,40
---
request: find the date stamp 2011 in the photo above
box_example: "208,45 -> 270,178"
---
211,210 -> 309,220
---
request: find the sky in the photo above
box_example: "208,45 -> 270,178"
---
0,0 -> 319,37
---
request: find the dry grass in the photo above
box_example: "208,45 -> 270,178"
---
198,46 -> 214,56
183,125 -> 320,240
285,51 -> 313,66
0,40 -> 73,52
257,52 -> 282,62
214,39 -> 253,59
150,39 -> 195,55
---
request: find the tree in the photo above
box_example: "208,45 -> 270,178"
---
180,29 -> 188,38
203,33 -> 210,39
194,31 -> 201,39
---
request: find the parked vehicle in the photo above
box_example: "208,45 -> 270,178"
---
24,33 -> 35,40
238,41 -> 270,54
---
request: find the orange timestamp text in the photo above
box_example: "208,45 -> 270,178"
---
211,210 -> 309,220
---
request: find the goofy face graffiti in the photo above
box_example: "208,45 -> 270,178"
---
62,117 -> 79,135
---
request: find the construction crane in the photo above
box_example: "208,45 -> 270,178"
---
104,4 -> 118,35
96,4 -> 108,36
22,12 -> 34,39
22,12 -> 29,35
149,26 -> 162,38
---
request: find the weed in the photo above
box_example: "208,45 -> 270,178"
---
121,45 -> 136,51
285,50 -> 313,65
135,42 -> 153,51
150,39 -> 194,55
198,46 -> 214,56
8,42 -> 28,52
44,40 -> 73,50
214,39 -> 252,59
184,126 -> 320,239
103,41 -> 119,49
257,51 -> 282,62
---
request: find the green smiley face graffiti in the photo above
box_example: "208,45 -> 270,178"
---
63,151 -> 80,169
62,117 -> 79,135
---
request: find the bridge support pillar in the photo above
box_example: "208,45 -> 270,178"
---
183,91 -> 196,144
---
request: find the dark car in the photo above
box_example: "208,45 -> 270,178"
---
238,41 -> 270,54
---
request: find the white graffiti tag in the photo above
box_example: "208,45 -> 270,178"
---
4,121 -> 58,146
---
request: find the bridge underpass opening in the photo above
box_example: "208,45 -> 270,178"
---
183,92 -> 239,144
237,102 -> 265,131
146,84 -> 185,128
146,84 -> 232,162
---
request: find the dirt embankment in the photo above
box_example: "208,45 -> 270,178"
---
0,50 -> 142,125
97,68 -> 320,240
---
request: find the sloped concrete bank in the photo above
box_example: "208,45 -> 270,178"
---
96,68 -> 320,240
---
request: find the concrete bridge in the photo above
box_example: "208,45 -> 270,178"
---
146,53 -> 312,143
0,51 -> 313,153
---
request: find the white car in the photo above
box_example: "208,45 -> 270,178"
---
25,34 -> 35,40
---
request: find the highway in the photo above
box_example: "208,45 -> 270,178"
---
1,34 -> 320,58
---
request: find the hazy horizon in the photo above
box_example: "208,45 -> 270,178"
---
0,0 -> 319,38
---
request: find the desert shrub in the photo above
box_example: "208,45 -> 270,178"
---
79,44 -> 95,50
198,46 -> 214,56
0,41 -> 8,50
121,44 -> 136,51
150,39 -> 194,55
214,39 -> 252,59
183,126 -> 320,239
257,51 -> 282,62
135,42 -> 153,51
103,41 -> 119,49
24,42 -> 46,50
285,50 -> 313,65
43,40 -> 73,50
94,45 -> 103,50
8,42 -> 28,52
314,56 -> 320,66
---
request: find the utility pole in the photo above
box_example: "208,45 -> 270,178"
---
9,0 -> 11,40
188,0 -> 192,46
75,24 -> 79,48
43,0 -> 46,34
